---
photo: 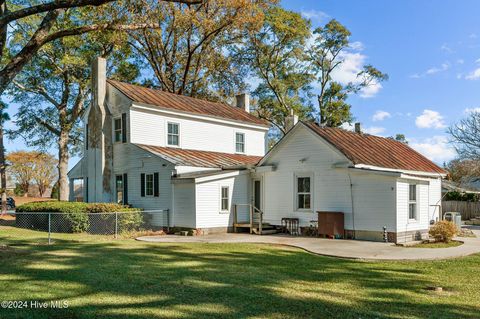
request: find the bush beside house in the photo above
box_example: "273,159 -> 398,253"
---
429,221 -> 457,243
16,201 -> 143,234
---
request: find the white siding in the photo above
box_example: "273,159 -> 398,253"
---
396,179 -> 430,233
113,144 -> 173,212
195,173 -> 250,228
261,125 -> 397,231
129,107 -> 267,156
173,183 -> 196,228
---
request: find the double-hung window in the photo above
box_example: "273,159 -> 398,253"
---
408,184 -> 417,220
167,122 -> 179,146
221,186 -> 229,211
145,174 -> 154,196
296,176 -> 311,210
235,132 -> 245,153
114,118 -> 122,142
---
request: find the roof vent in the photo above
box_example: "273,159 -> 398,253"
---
354,122 -> 361,134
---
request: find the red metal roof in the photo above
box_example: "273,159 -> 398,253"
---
135,144 -> 262,168
107,79 -> 268,127
303,122 -> 446,174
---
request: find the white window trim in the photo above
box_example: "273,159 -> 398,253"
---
294,173 -> 313,212
220,185 -> 230,213
113,117 -> 122,143
234,131 -> 245,154
408,184 -> 418,222
166,121 -> 180,147
145,173 -> 154,197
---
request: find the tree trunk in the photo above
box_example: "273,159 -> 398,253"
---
0,123 -> 6,214
58,130 -> 70,201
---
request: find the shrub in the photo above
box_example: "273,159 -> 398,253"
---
429,221 -> 457,243
16,201 -> 142,234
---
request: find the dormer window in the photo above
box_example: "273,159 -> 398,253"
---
167,122 -> 180,146
235,132 -> 245,153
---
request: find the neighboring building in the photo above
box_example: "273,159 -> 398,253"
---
69,57 -> 446,242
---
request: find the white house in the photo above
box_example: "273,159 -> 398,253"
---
69,57 -> 446,242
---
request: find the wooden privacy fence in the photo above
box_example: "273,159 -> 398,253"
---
442,201 -> 480,220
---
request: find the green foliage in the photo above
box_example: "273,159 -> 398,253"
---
308,19 -> 388,127
429,220 -> 457,243
388,134 -> 408,144
13,184 -> 25,196
444,191 -> 479,202
16,201 -> 141,233
247,6 -> 314,134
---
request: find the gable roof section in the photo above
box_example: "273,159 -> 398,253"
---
107,79 -> 268,127
135,144 -> 262,168
302,121 -> 446,175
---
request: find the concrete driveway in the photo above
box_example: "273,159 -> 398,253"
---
137,226 -> 480,261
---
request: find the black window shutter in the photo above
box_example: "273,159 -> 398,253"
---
85,124 -> 89,150
121,113 -> 127,143
154,172 -> 159,197
123,173 -> 128,205
140,173 -> 145,197
85,177 -> 89,202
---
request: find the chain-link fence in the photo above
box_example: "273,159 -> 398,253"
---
0,210 -> 169,245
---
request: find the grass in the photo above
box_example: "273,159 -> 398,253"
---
408,241 -> 463,248
1,226 -> 480,319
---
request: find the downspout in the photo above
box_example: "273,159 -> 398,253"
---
348,172 -> 356,239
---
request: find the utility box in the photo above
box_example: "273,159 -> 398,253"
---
444,212 -> 462,231
317,211 -> 344,239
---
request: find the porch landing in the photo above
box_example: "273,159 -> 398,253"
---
137,227 -> 480,261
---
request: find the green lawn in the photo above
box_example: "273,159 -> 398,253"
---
1,226 -> 480,319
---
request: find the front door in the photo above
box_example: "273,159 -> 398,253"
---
253,180 -> 261,211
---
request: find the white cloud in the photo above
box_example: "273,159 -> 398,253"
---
440,43 -> 454,53
469,33 -> 478,39
372,110 -> 391,122
464,107 -> 480,113
426,63 -> 450,75
301,9 -> 329,24
410,136 -> 456,163
415,109 -> 446,129
457,59 -> 465,64
410,62 -> 450,78
330,51 -> 383,98
349,41 -> 364,51
475,58 -> 480,64
466,68 -> 480,80
341,122 -> 354,131
363,126 -> 385,135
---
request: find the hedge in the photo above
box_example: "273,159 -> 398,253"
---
16,201 -> 143,234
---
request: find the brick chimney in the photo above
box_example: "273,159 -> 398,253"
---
354,122 -> 361,134
285,110 -> 298,132
235,93 -> 250,113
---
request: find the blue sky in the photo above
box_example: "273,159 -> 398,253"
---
5,0 -> 480,167
283,0 -> 480,164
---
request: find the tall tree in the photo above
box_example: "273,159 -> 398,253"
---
32,153 -> 57,197
449,111 -> 480,160
0,0 -> 200,96
0,100 -> 9,213
8,26 -> 137,201
246,6 -> 313,134
308,19 -> 388,127
445,159 -> 480,183
127,0 -> 272,101
6,151 -> 37,195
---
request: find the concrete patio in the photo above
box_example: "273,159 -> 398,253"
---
137,226 -> 480,261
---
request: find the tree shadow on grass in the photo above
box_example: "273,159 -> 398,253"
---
0,236 -> 479,319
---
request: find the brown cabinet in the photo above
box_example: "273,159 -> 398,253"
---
317,211 -> 344,238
